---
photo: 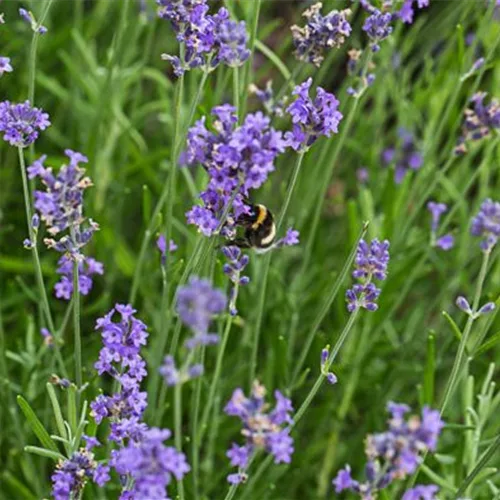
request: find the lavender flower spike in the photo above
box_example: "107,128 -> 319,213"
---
402,485 -> 439,500
471,198 -> 500,252
0,100 -> 50,147
285,78 -> 343,151
291,3 -> 352,67
362,8 -> 393,52
427,201 -> 454,251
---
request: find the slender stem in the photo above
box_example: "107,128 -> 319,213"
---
17,147 -> 68,378
454,433 -> 500,498
174,382 -> 185,500
248,151 -> 305,385
440,250 -> 491,414
233,66 -> 240,118
70,229 -> 82,391
293,310 -> 360,425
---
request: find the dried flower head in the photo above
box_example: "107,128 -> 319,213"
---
0,100 -> 50,147
291,3 -> 351,67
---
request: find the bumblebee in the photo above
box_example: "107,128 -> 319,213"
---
228,203 -> 276,251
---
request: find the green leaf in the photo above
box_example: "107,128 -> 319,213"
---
423,333 -> 436,405
16,396 -> 59,453
474,330 -> 500,357
46,384 -> 70,455
24,446 -> 65,462
1,472 -> 36,500
67,385 -> 78,433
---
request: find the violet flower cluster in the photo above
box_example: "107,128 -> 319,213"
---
402,484 -> 439,500
224,381 -> 294,484
398,0 -> 430,24
51,448 -> 110,500
471,198 -> 500,252
291,3 -> 352,67
112,427 -> 190,499
183,104 -> 286,237
19,7 -> 48,34
157,0 -> 249,76
160,277 -> 226,386
362,8 -> 394,52
333,402 -> 444,499
382,128 -> 423,184
456,295 -> 496,319
455,92 -> 500,154
285,78 -> 343,151
222,245 -> 250,316
0,100 -> 50,147
156,234 -> 177,265
427,202 -> 454,251
54,254 -> 104,300
346,238 -> 390,313
90,305 -> 149,441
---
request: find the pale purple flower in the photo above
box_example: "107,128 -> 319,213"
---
225,381 -> 294,482
19,7 -> 48,34
285,78 -> 343,151
291,3 -> 352,66
398,0 -> 430,24
363,8 -> 394,52
382,128 -> 423,183
427,201 -> 454,251
357,167 -> 369,184
456,296 -> 472,315
456,92 -> 500,154
436,234 -> 454,251
275,228 -> 300,248
112,427 -> 190,499
0,100 -> 50,147
40,327 -> 53,347
471,198 -> 500,251
0,57 -> 13,76
402,485 -> 439,500
157,234 -> 177,265
333,465 -> 359,493
222,245 -> 250,315
54,255 -> 104,300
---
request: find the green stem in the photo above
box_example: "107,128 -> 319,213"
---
248,151 -> 305,385
440,250 -> 491,414
233,66 -> 240,118
17,147 -> 67,378
174,381 -> 185,499
293,309 -> 360,425
70,228 -> 82,392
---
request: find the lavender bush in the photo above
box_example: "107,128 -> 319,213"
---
1,1 -> 499,499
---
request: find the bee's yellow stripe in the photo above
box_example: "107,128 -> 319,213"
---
251,205 -> 267,229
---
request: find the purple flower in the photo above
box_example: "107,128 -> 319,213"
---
214,14 -> 250,67
159,354 -> 203,386
183,105 -> 286,236
291,3 -> 352,66
0,100 -> 50,147
471,198 -> 500,251
382,128 -> 423,183
28,151 -> 99,258
402,485 -> 439,500
0,57 -> 13,76
427,201 -> 454,251
19,8 -> 48,34
285,78 -> 343,151
346,238 -> 389,313
224,381 -> 294,481
398,0 -> 430,24
40,327 -> 54,347
112,427 -> 190,499
176,276 -> 226,336
51,449 -> 108,500
456,92 -> 500,154
334,402 -> 444,498
276,228 -> 300,248
54,254 -> 104,300
156,234 -> 177,265
357,167 -> 369,184
222,245 -> 250,315
363,9 -> 394,52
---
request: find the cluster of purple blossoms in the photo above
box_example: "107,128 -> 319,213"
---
427,202 -> 454,251
320,346 -> 338,385
19,7 -> 48,34
160,277 -> 226,385
402,484 -> 439,500
249,81 -> 288,118
90,305 -> 149,441
0,100 -> 50,147
471,198 -> 500,252
455,92 -> 500,154
362,8 -> 394,52
346,238 -> 390,313
285,78 -> 343,151
222,246 -> 250,316
51,448 -> 110,500
333,402 -> 444,499
112,427 -> 190,499
291,3 -> 352,67
398,0 -> 430,24
158,1 -> 249,76
224,381 -> 294,484
27,151 -> 100,257
0,57 -> 13,76
183,104 -> 286,237
54,254 -> 104,300
382,128 -> 423,184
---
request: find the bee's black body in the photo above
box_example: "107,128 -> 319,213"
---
229,203 -> 277,250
